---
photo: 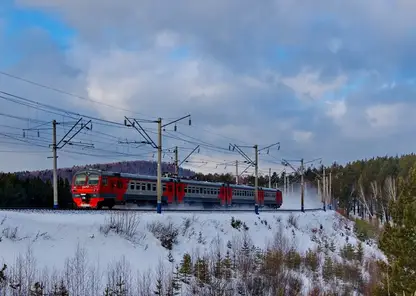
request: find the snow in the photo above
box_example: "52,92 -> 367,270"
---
0,208 -> 384,293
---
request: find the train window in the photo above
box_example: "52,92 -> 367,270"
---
141,184 -> 145,190
152,184 -> 156,191
88,174 -> 100,185
136,183 -> 140,190
130,183 -> 135,190
74,173 -> 87,185
191,188 -> 195,194
147,183 -> 151,191
102,177 -> 108,186
184,187 -> 188,193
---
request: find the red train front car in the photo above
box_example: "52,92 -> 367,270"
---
71,169 -> 283,209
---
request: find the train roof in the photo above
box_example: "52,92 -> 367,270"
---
178,178 -> 225,187
75,169 -> 173,182
230,183 -> 281,191
73,169 -> 282,191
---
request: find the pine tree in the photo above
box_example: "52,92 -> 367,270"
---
52,280 -> 69,296
355,242 -> 364,264
322,256 -> 333,284
241,237 -> 250,258
30,282 -> 44,296
304,249 -> 319,273
197,231 -> 206,244
223,250 -> 232,280
179,253 -> 192,284
172,265 -> 182,295
168,250 -> 174,263
103,287 -> 112,296
379,165 -> 416,294
214,250 -> 222,278
194,257 -> 210,286
115,276 -> 127,296
0,264 -> 7,288
154,277 -> 163,295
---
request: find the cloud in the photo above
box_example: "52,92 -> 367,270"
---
281,69 -> 348,101
1,0 -> 416,175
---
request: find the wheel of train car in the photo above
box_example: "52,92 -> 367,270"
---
107,199 -> 115,209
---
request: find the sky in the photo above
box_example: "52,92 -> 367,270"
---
1,0 -> 416,176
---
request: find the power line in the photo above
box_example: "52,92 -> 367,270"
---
0,70 -> 154,118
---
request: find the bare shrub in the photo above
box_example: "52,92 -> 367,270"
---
32,231 -> 50,242
135,268 -> 153,296
0,216 -> 6,226
268,223 -> 291,253
153,259 -> 167,295
64,243 -> 88,296
1,227 -> 23,241
105,255 -> 133,296
147,221 -> 179,250
100,212 -> 146,245
287,214 -> 298,229
87,259 -> 102,296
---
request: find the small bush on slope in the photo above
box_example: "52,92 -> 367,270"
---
147,220 -> 179,250
230,216 -> 249,231
99,212 -> 146,245
354,218 -> 379,243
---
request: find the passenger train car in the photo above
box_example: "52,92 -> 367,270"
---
71,169 -> 283,209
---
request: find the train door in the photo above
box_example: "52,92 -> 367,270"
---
258,189 -> 264,206
226,184 -> 233,206
276,190 -> 282,208
219,185 -> 226,206
165,181 -> 177,204
176,181 -> 186,204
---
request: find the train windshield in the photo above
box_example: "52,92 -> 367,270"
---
74,173 -> 87,185
87,174 -> 100,185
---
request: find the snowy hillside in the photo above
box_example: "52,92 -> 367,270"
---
0,209 -> 384,295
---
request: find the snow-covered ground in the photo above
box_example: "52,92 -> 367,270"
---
0,209 -> 384,295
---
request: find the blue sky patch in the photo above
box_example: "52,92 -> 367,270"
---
2,1 -> 74,50
169,46 -> 190,60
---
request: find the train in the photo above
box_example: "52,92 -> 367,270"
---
70,168 -> 283,210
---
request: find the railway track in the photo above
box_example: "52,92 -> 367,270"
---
0,206 -> 324,213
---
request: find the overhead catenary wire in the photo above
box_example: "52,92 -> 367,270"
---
0,89 -> 292,175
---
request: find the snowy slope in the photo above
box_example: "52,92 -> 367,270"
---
0,209 -> 384,295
